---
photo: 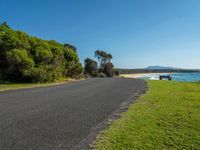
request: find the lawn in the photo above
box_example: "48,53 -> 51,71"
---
95,81 -> 200,150
0,78 -> 76,92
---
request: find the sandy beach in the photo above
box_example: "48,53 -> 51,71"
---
121,73 -> 172,78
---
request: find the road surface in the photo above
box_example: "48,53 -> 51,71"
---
0,78 -> 146,150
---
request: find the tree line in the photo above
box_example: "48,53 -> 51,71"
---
0,22 -> 115,83
84,50 -> 114,77
0,22 -> 82,82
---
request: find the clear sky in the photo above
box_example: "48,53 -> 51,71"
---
1,0 -> 200,69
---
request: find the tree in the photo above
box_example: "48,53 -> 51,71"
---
94,50 -> 101,66
34,45 -> 53,64
64,48 -> 79,63
2,22 -> 10,29
65,63 -> 83,78
0,22 -> 83,82
63,47 -> 83,77
64,43 -> 77,52
103,62 -> 114,77
5,49 -> 35,81
84,58 -> 98,76
107,53 -> 113,62
94,50 -> 113,71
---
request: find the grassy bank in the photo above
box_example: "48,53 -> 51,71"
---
95,81 -> 200,149
0,78 -> 77,92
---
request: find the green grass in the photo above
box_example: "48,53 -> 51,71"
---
95,81 -> 200,150
0,78 -> 76,92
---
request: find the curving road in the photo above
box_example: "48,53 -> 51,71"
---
0,78 -> 146,150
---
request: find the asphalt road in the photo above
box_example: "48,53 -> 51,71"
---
0,78 -> 146,150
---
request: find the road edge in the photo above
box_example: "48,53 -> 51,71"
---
0,79 -> 84,93
74,79 -> 148,150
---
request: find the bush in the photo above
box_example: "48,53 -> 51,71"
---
65,62 -> 83,78
84,58 -> 98,77
5,49 -> 35,81
0,22 -> 83,82
98,72 -> 106,78
103,62 -> 114,77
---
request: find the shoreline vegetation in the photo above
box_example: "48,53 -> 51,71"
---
0,22 -> 83,83
0,22 -> 116,85
95,80 -> 200,149
0,22 -> 116,91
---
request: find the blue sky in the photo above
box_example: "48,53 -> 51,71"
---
1,0 -> 200,69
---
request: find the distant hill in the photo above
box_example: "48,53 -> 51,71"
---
116,68 -> 200,74
145,66 -> 176,70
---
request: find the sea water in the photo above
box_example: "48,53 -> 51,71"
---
140,73 -> 200,82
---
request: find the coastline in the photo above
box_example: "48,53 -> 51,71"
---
121,72 -> 173,78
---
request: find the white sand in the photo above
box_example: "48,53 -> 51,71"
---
121,73 -> 172,78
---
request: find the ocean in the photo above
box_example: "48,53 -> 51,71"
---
140,73 -> 200,82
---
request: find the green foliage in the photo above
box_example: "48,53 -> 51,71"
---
65,62 -> 83,78
84,50 -> 114,77
5,49 -> 35,81
95,50 -> 114,77
63,43 -> 77,52
0,22 -> 83,82
95,81 -> 200,149
95,50 -> 113,70
84,58 -> 98,76
34,44 -> 53,64
103,62 -> 114,77
64,48 -> 79,63
6,49 -> 34,69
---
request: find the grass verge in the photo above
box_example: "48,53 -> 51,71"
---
0,78 -> 79,92
95,80 -> 200,149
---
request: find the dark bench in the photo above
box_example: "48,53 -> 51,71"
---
159,75 -> 172,80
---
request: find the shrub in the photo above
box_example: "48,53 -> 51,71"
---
0,22 -> 83,82
65,62 -> 83,78
5,49 -> 35,81
98,72 -> 106,78
84,58 -> 98,77
103,62 -> 114,77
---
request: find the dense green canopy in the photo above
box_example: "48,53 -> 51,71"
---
0,22 -> 82,82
